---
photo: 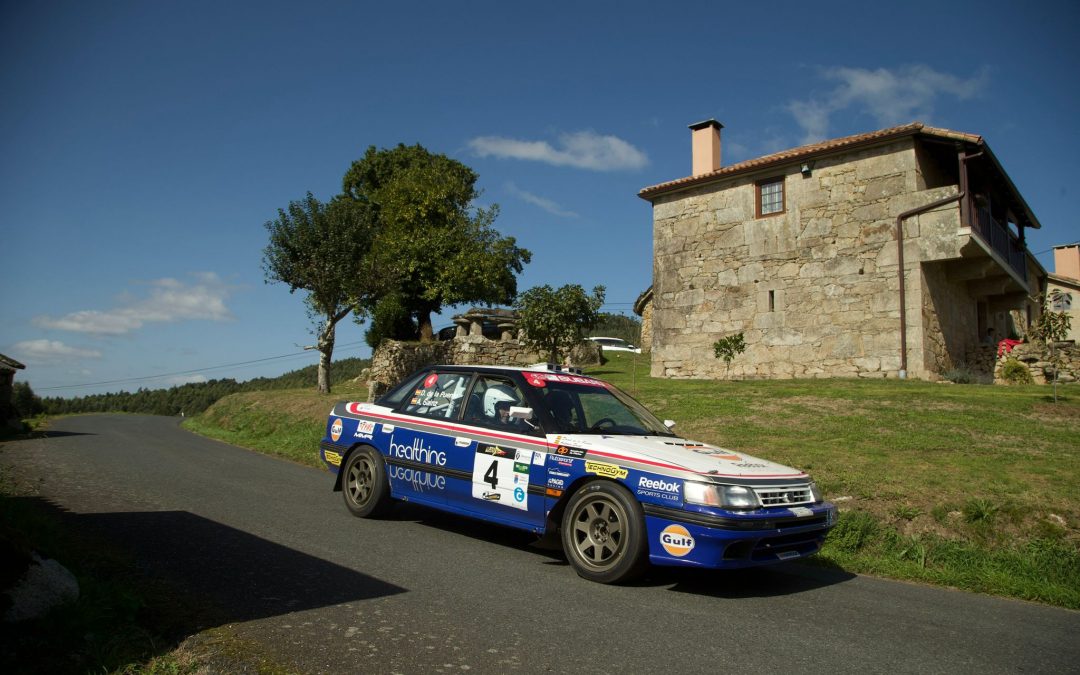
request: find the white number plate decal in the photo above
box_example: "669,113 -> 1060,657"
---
472,444 -> 529,510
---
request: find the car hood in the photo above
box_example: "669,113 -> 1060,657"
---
548,433 -> 808,480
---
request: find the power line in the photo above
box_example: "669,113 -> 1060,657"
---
37,342 -> 367,392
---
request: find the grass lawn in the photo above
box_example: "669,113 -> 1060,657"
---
184,353 -> 1080,607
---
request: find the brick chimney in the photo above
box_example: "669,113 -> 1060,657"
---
689,119 -> 723,176
1054,244 -> 1080,281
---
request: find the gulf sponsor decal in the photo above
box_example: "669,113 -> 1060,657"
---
330,418 -> 343,442
585,461 -> 628,480
660,524 -> 695,557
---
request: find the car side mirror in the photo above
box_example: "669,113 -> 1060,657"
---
664,419 -> 676,430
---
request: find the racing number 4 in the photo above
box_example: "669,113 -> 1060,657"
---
484,460 -> 499,489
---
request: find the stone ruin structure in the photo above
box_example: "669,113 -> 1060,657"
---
364,308 -> 602,400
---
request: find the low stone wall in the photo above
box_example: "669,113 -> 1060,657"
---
993,342 -> 1078,385
366,337 -> 602,400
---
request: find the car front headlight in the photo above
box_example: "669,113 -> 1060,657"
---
684,482 -> 761,509
809,481 -> 823,503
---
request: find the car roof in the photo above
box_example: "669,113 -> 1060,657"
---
427,363 -> 600,379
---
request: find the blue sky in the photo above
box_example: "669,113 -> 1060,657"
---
3,0 -> 1078,397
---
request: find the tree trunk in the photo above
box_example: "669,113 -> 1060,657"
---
317,317 -> 336,394
417,308 -> 435,342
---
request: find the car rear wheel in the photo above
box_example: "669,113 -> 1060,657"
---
561,481 -> 647,584
342,447 -> 390,518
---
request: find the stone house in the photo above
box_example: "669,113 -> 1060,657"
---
638,121 -> 1046,380
1048,244 -> 1079,343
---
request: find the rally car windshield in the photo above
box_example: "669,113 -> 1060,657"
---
536,381 -> 676,436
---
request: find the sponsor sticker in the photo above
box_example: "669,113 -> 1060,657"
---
388,465 -> 446,492
660,524 -> 696,557
479,444 -> 511,457
555,445 -> 587,459
353,419 -> 376,439
324,450 -> 342,466
523,372 -> 605,388
636,475 -> 683,505
423,373 -> 439,388
381,424 -> 395,433
345,402 -> 370,415
790,507 -> 814,517
532,452 -> 545,466
455,437 -> 473,448
389,435 -> 447,466
585,461 -> 628,480
330,418 -> 343,442
547,477 -> 565,489
552,456 -> 575,467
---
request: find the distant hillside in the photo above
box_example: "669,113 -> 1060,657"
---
42,357 -> 370,417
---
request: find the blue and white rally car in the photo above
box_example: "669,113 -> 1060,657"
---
320,364 -> 836,584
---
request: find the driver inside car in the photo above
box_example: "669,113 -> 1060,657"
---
483,384 -> 520,428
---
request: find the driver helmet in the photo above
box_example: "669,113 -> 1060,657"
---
483,384 -> 518,417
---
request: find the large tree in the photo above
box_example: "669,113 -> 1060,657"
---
263,194 -> 378,393
342,144 -> 531,342
516,284 -> 606,364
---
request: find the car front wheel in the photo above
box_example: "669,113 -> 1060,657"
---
561,481 -> 647,583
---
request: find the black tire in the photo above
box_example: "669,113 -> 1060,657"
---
561,480 -> 648,584
342,446 -> 391,518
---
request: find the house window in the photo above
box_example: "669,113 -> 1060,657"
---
1051,291 -> 1072,312
756,177 -> 785,217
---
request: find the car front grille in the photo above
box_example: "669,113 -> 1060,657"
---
754,484 -> 814,507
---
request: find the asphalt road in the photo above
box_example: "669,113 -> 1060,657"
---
2,414 -> 1078,674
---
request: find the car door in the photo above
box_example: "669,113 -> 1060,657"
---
448,374 -> 548,529
384,370 -> 471,508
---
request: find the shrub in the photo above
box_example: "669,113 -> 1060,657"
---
829,511 -> 880,553
1000,358 -> 1033,385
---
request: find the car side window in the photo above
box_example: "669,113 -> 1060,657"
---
400,372 -> 470,419
464,376 -> 537,434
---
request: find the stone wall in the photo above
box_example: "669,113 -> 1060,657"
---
993,342 -> 1079,385
366,337 -> 601,400
649,137 -> 973,380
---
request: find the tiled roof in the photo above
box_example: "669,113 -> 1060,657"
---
639,122 -> 983,199
0,353 -> 26,370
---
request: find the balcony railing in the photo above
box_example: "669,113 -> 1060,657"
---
972,206 -> 1028,284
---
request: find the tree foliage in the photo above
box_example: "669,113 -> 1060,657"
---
713,332 -> 747,378
1028,290 -> 1073,401
342,144 -> 531,342
516,284 -> 605,363
263,194 -> 378,392
588,313 -> 642,346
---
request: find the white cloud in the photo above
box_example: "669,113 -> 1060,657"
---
468,130 -> 648,171
505,182 -> 579,218
165,374 -> 207,386
33,272 -> 234,336
13,339 -> 102,364
787,65 -> 989,143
